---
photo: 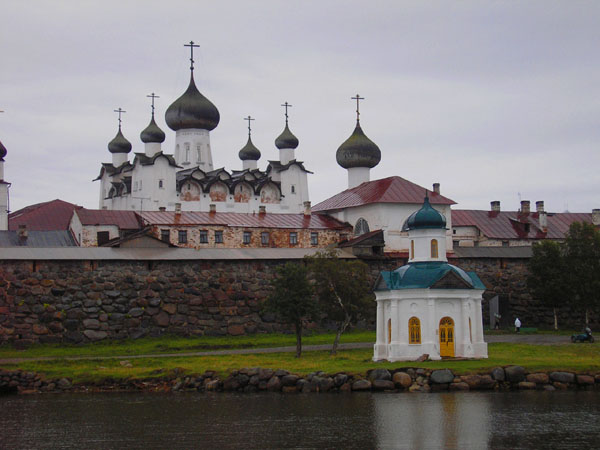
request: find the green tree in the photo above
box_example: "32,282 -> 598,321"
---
263,262 -> 316,357
306,248 -> 374,355
527,240 -> 569,330
564,222 -> 600,325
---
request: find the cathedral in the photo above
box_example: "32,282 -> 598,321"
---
95,44 -> 311,215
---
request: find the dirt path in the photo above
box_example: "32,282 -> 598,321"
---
0,334 -> 576,365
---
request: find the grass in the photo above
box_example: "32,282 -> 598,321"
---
1,342 -> 598,384
0,330 -> 376,360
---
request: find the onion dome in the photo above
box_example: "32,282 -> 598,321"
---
108,128 -> 132,154
165,74 -> 220,131
0,139 -> 6,161
140,117 -> 166,143
336,122 -> 381,169
403,195 -> 447,231
238,136 -> 261,161
275,124 -> 299,150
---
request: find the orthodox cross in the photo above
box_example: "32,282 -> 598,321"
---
351,94 -> 364,122
281,102 -> 292,125
184,41 -> 200,71
146,93 -> 159,118
244,115 -> 255,137
114,108 -> 126,129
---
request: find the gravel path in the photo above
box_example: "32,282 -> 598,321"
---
0,334 -> 576,364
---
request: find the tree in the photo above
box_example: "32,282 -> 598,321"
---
305,248 -> 374,355
564,222 -> 600,325
527,240 -> 569,330
263,262 -> 317,357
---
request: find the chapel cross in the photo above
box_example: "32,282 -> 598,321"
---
244,115 -> 255,137
351,94 -> 364,122
184,41 -> 200,71
281,102 -> 292,125
147,93 -> 160,117
114,108 -> 126,129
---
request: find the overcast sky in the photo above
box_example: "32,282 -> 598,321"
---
2,1 -> 599,214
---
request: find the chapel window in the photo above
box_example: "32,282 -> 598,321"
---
410,240 -> 415,259
197,145 -> 202,163
354,218 -> 370,236
409,317 -> 421,344
159,179 -> 164,189
387,319 -> 392,344
185,143 -> 190,163
291,185 -> 296,194
431,239 -> 439,258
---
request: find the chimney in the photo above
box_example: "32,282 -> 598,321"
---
536,201 -> 544,213
303,201 -> 311,216
432,183 -> 440,194
159,206 -> 166,212
17,224 -> 28,240
491,201 -> 501,212
592,209 -> 600,226
209,204 -> 216,214
539,211 -> 548,233
258,205 -> 266,215
520,200 -> 530,214
175,203 -> 181,215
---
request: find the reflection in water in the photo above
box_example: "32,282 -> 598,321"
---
0,391 -> 599,449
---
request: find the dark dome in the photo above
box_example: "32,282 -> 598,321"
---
140,117 -> 166,143
403,196 -> 447,231
275,124 -> 299,150
165,74 -> 220,131
336,123 -> 381,169
108,128 -> 132,154
0,139 -> 6,161
238,136 -> 261,161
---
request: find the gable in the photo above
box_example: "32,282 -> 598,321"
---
431,270 -> 473,289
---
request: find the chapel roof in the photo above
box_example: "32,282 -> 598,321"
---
376,261 -> 485,291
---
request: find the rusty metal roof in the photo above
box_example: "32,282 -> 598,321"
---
0,230 -> 77,247
76,209 -> 142,230
452,209 -> 594,240
312,176 -> 455,212
451,246 -> 533,259
8,199 -> 80,231
138,211 -> 349,230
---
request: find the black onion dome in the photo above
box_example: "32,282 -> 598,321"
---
0,139 -> 6,161
275,124 -> 299,150
336,122 -> 381,169
140,117 -> 166,143
165,74 -> 220,131
108,128 -> 132,154
238,136 -> 261,161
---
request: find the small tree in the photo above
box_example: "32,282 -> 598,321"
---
564,222 -> 600,325
306,248 -> 373,355
263,262 -> 316,357
527,240 -> 569,330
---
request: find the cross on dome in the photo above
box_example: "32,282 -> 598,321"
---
244,115 -> 255,137
351,94 -> 364,123
146,93 -> 159,118
113,108 -> 126,129
281,102 -> 292,125
184,41 -> 200,71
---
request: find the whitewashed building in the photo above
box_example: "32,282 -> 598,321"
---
373,195 -> 488,361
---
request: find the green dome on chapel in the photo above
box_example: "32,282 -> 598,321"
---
403,195 -> 447,231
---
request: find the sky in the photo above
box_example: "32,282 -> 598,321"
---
2,1 -> 599,214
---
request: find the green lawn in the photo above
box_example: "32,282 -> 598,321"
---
1,342 -> 598,384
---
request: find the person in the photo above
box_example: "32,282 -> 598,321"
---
494,313 -> 501,330
584,326 -> 592,336
514,317 -> 521,333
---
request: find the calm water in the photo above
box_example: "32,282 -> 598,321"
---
1,391 -> 599,449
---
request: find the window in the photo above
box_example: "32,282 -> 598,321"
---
291,185 -> 296,194
196,145 -> 202,163
134,181 -> 138,191
160,229 -> 170,242
261,232 -> 270,246
289,232 -> 298,245
469,318 -> 472,343
431,239 -> 438,258
185,143 -> 190,162
199,230 -> 208,243
139,180 -> 142,190
178,230 -> 187,244
158,179 -> 164,189
97,231 -> 110,246
243,231 -> 251,244
215,230 -> 223,244
354,218 -> 370,236
409,317 -> 421,344
310,232 -> 318,245
410,240 -> 414,259
387,319 -> 392,344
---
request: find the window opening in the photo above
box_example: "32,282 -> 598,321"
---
243,231 -> 251,244
160,229 -> 170,242
409,317 -> 421,344
310,232 -> 318,245
178,230 -> 188,244
289,232 -> 298,245
261,232 -> 270,246
215,230 -> 224,244
431,239 -> 439,258
199,230 -> 208,243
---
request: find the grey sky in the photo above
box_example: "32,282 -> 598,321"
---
2,1 -> 599,213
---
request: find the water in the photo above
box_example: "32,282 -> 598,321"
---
1,391 -> 599,449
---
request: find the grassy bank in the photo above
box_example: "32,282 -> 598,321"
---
1,343 -> 598,384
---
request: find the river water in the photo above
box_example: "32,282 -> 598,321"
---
1,391 -> 599,449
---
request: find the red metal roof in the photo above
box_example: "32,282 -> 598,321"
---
139,211 -> 350,230
312,176 -> 455,212
452,209 -> 594,240
75,209 -> 142,230
8,199 -> 80,231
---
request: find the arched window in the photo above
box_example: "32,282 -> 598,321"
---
469,317 -> 472,343
409,317 -> 421,344
410,240 -> 415,259
185,143 -> 190,163
431,239 -> 438,258
387,319 -> 392,344
354,218 -> 370,236
196,145 -> 202,163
